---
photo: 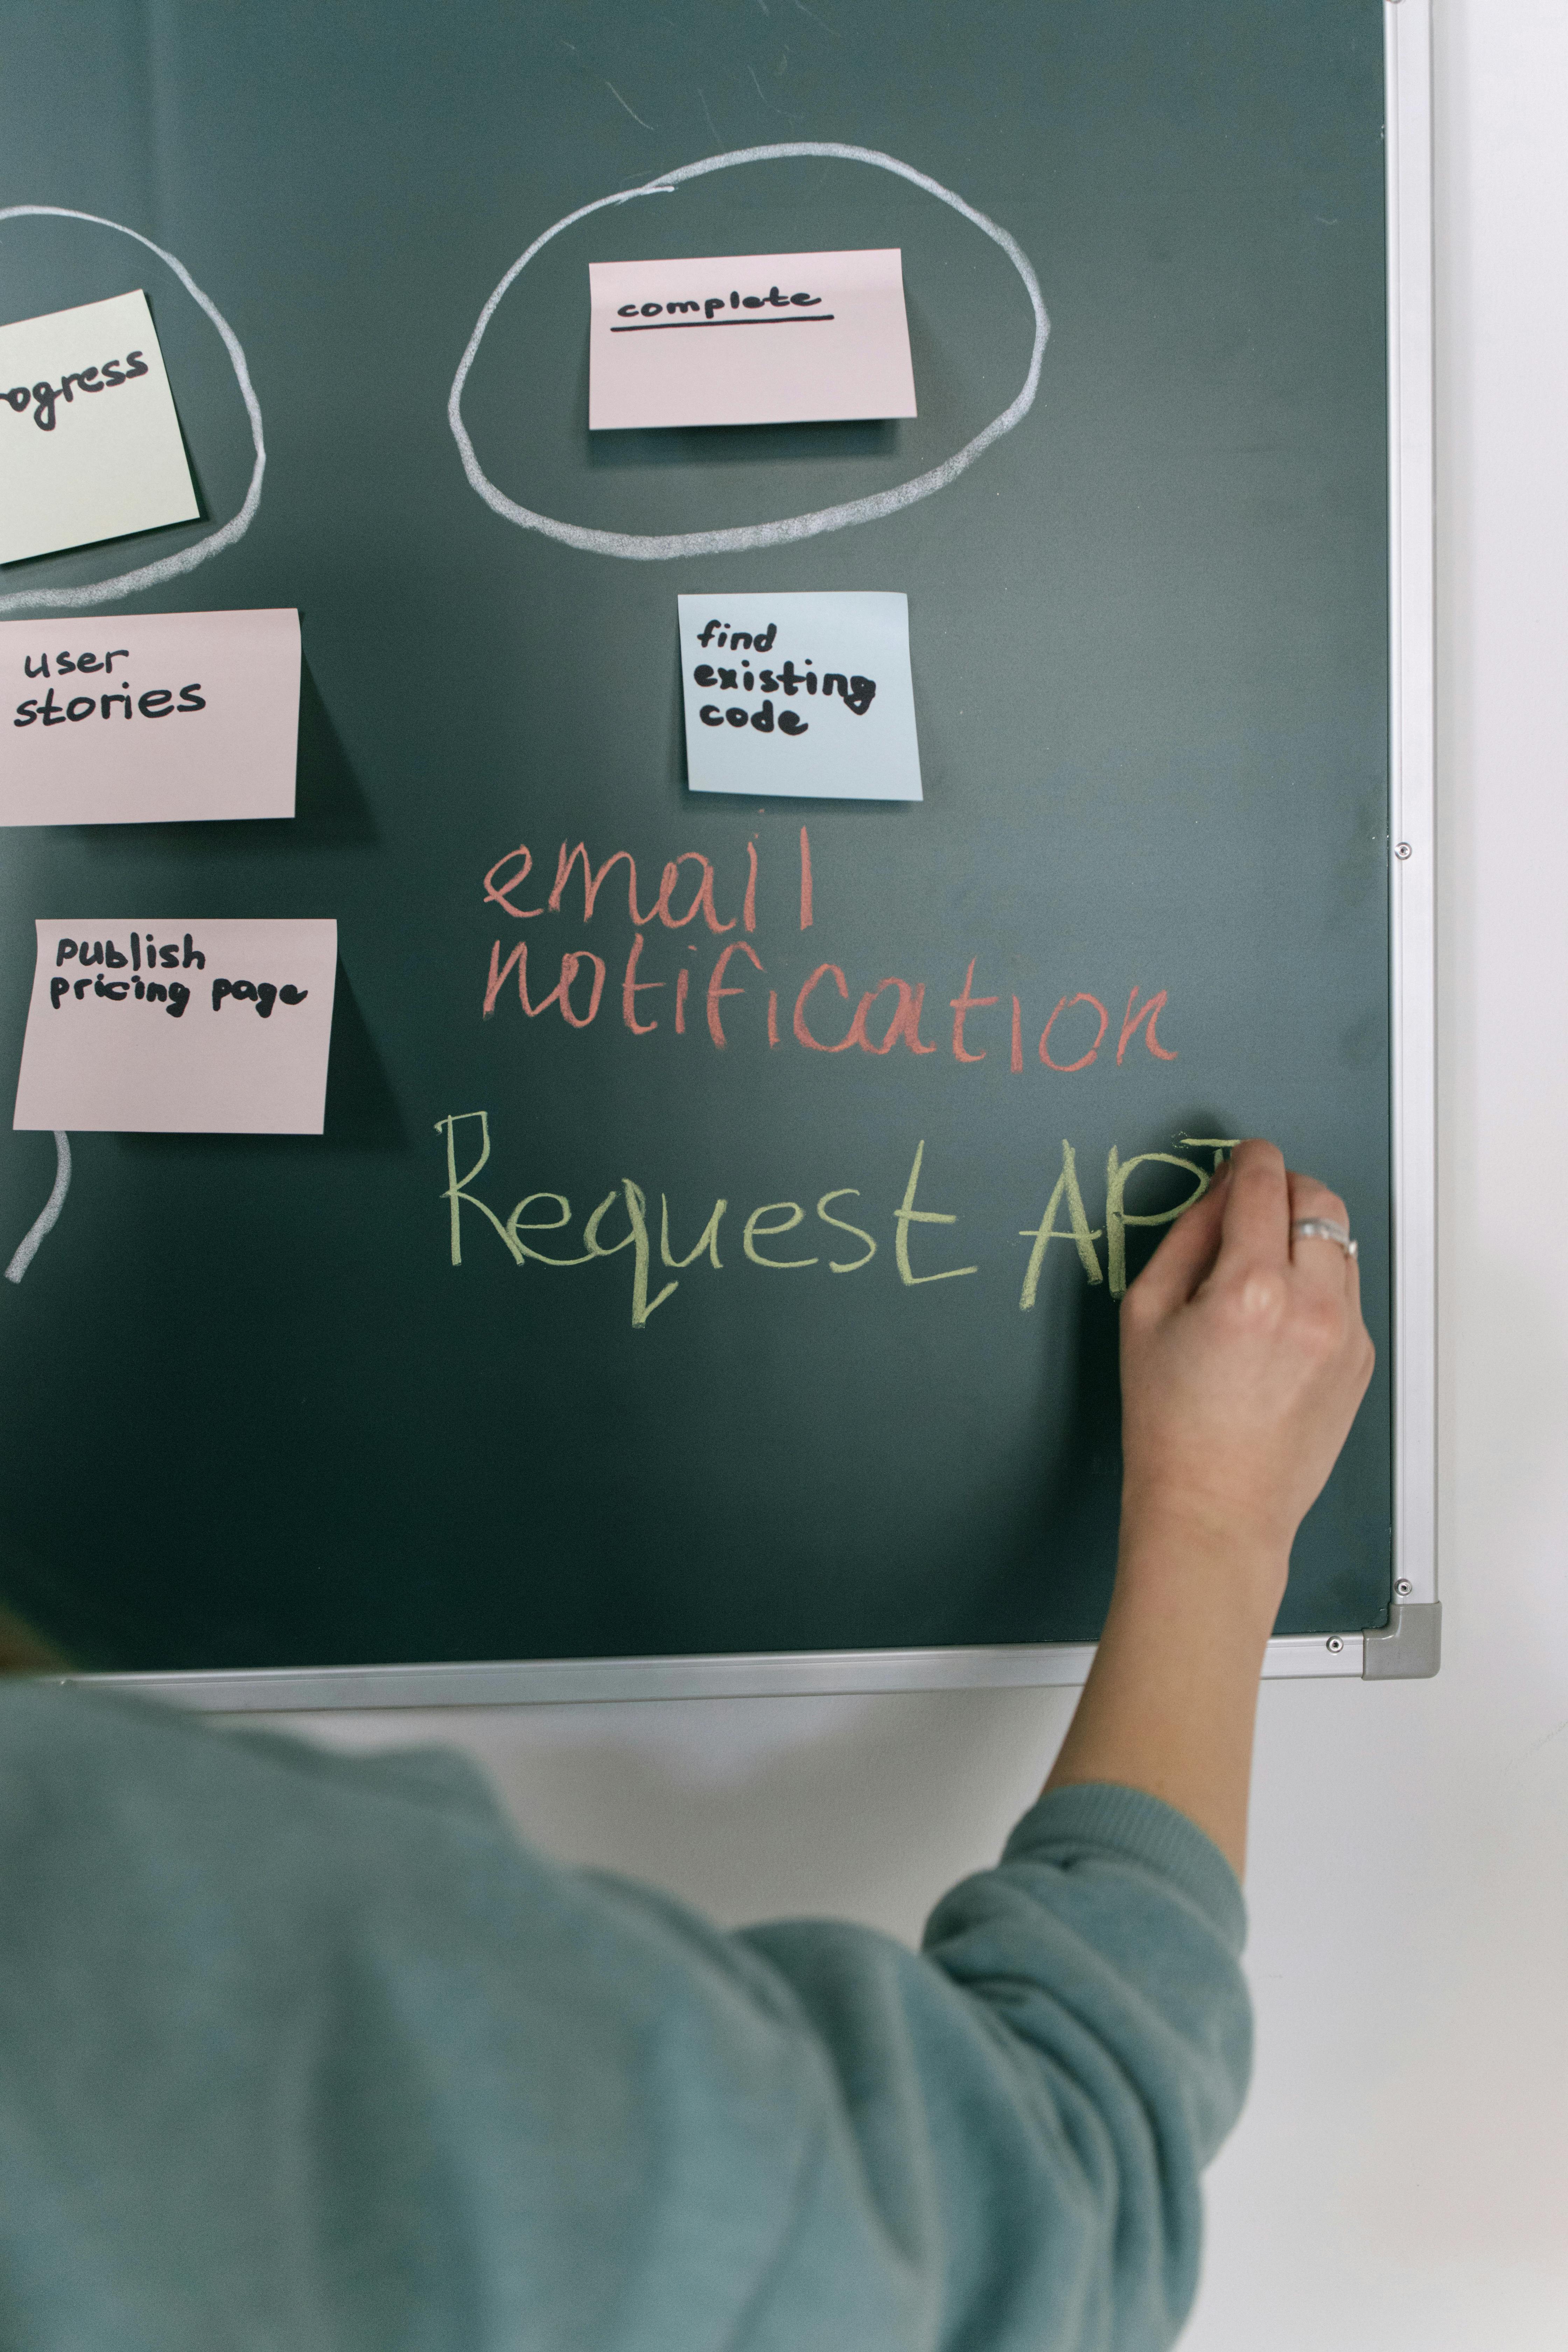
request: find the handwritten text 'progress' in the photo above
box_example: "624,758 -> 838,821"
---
5,349 -> 149,432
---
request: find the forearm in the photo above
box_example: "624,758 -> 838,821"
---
1042,1526 -> 1285,1878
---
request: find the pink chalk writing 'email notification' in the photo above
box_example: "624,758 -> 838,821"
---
14,918 -> 338,1134
588,248 -> 917,430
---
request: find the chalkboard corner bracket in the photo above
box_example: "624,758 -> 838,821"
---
1361,1600 -> 1441,1680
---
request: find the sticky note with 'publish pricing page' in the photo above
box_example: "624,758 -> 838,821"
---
0,290 -> 200,566
589,250 -> 917,430
678,591 -> 922,803
14,919 -> 338,1134
0,609 -> 300,826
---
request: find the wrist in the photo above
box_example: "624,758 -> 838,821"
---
1114,1506 -> 1289,1632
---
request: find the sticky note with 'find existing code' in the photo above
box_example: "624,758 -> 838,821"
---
678,592 -> 922,803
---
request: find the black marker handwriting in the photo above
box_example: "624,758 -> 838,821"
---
16,684 -> 205,728
4,350 -> 149,432
611,285 -> 828,332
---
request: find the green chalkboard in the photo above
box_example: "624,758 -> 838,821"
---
0,0 -> 1394,1675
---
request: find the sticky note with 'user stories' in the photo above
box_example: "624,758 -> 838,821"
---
0,609 -> 300,826
679,592 -> 922,804
14,919 -> 338,1134
589,250 -> 916,430
0,290 -> 200,566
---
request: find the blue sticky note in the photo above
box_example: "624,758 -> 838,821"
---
678,592 -> 923,803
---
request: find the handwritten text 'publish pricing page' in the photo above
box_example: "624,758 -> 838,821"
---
0,609 -> 301,826
14,919 -> 338,1135
588,249 -> 917,431
0,290 -> 200,565
678,592 -> 923,803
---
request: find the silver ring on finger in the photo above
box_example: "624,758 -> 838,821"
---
1291,1216 -> 1357,1261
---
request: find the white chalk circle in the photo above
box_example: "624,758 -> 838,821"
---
0,204 -> 265,615
5,1131 -> 70,1286
448,142 -> 1049,562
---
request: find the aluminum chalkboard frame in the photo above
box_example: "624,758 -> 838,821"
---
57,0 -> 1438,1714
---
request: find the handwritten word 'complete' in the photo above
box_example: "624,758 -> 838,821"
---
438,1113 -> 1239,1326
612,285 -> 826,329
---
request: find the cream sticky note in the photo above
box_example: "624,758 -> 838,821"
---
0,609 -> 300,826
14,919 -> 338,1134
678,592 -> 922,803
589,249 -> 917,430
0,290 -> 201,565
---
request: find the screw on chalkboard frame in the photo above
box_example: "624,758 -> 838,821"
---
1395,841 -> 1414,860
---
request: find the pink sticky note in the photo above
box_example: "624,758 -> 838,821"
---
0,609 -> 300,826
588,248 -> 917,430
14,919 -> 338,1134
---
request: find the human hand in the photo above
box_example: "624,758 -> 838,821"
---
1116,1139 -> 1375,1606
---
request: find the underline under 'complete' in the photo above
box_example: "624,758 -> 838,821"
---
609,314 -> 838,332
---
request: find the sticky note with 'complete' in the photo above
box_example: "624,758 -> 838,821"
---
589,250 -> 916,430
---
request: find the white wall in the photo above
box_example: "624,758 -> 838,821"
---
257,6 -> 1568,2340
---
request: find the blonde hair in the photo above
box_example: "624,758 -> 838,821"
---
0,1603 -> 67,1673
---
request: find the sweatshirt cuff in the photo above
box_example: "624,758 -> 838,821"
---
1000,1781 -> 1247,1953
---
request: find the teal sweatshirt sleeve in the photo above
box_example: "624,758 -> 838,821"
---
0,1684 -> 1250,2352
